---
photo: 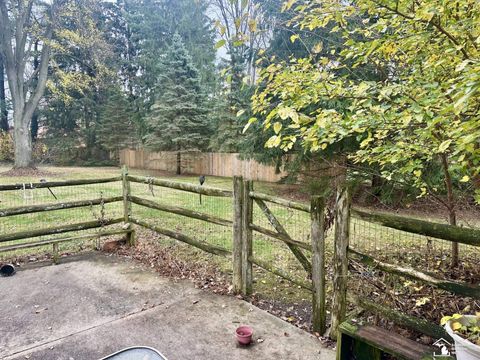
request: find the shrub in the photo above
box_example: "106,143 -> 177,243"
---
0,131 -> 14,162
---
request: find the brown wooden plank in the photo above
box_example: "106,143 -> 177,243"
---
0,177 -> 121,191
254,198 -> 312,273
242,180 -> 253,295
0,229 -> 131,253
130,217 -> 231,257
310,195 -> 326,334
249,223 -> 311,251
349,248 -> 480,298
356,326 -> 432,359
130,196 -> 232,227
0,196 -> 122,218
127,175 -> 232,197
330,185 -> 350,340
0,218 -> 123,243
232,176 -> 243,294
249,191 -> 310,212
352,207 -> 480,247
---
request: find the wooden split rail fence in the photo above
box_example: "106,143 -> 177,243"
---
0,171 -> 134,260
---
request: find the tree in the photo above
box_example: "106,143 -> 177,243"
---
144,33 -> 210,174
97,86 -> 137,158
0,0 -> 106,168
126,0 -> 217,106
251,0 -> 480,267
0,53 -> 8,132
0,0 -> 54,167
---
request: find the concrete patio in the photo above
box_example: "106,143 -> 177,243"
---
0,253 -> 335,360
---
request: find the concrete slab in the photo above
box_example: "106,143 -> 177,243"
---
0,253 -> 335,360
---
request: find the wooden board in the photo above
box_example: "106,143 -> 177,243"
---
339,321 -> 437,360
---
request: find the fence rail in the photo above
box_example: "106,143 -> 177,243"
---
0,196 -> 123,218
339,200 -> 480,345
127,175 -> 233,197
352,207 -> 480,246
0,177 -> 121,191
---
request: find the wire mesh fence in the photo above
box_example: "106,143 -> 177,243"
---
350,216 -> 480,267
130,181 -> 233,249
348,213 -> 480,339
0,180 -> 124,260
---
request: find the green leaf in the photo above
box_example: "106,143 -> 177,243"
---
242,117 -> 257,134
215,39 -> 226,49
438,140 -> 452,153
273,122 -> 282,134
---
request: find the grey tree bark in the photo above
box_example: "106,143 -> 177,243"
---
0,53 -> 8,132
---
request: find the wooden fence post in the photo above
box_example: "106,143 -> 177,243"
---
242,180 -> 253,296
311,195 -> 326,334
52,243 -> 59,265
329,184 -> 350,340
122,165 -> 135,246
232,176 -> 244,294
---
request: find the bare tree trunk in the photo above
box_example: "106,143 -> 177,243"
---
0,53 -> 7,132
13,111 -> 33,168
31,40 -> 39,141
176,151 -> 181,175
440,153 -> 458,267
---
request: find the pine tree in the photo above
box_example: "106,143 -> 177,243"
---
144,33 -> 210,174
97,86 -> 137,159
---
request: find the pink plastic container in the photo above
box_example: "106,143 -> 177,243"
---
235,325 -> 253,345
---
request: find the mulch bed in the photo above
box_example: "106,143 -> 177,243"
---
0,167 -> 58,178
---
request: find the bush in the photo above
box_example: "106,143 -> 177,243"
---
0,131 -> 14,162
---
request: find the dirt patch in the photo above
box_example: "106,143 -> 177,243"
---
0,167 -> 58,178
115,229 -> 233,296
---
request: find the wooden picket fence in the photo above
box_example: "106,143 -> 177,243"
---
119,149 -> 288,182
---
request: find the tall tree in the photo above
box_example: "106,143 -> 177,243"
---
0,0 -> 105,168
144,33 -> 210,174
0,0 -> 54,167
0,53 -> 8,132
97,86 -> 137,158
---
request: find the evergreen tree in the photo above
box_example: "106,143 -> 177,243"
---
144,33 -> 210,174
97,87 -> 137,159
